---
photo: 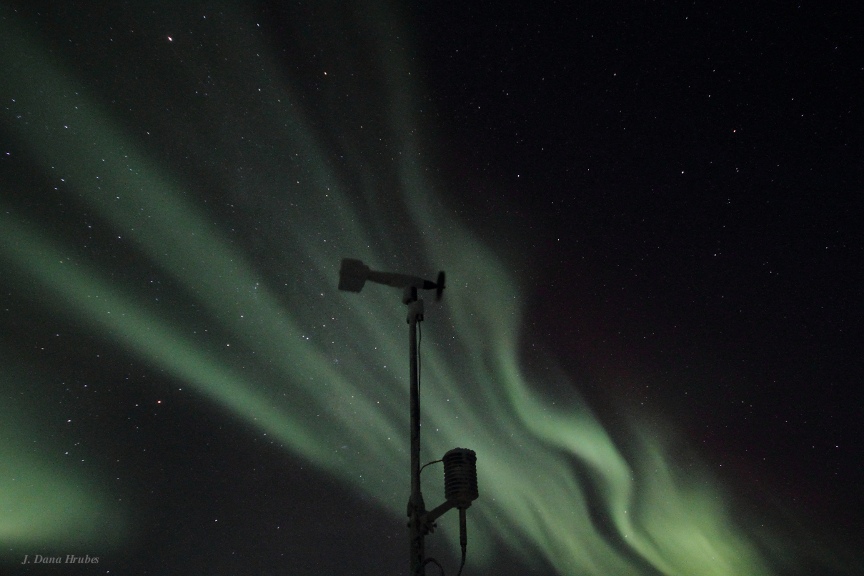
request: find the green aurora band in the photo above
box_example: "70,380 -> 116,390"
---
0,3 -> 807,574
0,367 -> 128,548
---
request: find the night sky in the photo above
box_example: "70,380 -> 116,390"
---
1,2 -> 862,575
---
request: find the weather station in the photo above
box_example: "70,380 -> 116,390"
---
338,258 -> 479,576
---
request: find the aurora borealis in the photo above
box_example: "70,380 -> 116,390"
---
2,2 -> 861,575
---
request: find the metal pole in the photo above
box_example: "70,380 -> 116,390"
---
407,296 -> 425,575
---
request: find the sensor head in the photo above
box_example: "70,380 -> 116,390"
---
443,447 -> 478,509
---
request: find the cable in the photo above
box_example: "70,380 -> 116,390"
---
456,544 -> 466,576
420,459 -> 442,475
456,508 -> 468,576
417,317 -> 422,398
422,557 -> 445,576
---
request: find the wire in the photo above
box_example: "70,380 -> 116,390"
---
422,557 -> 445,576
417,317 -> 422,398
456,544 -> 466,576
420,459 -> 442,475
